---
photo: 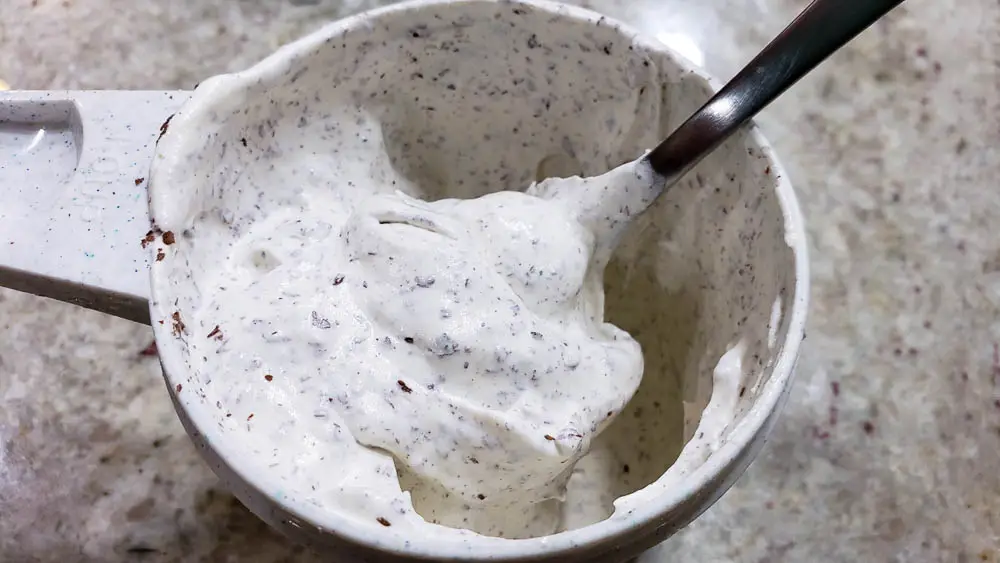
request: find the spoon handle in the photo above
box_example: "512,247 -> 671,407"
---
645,0 -> 905,181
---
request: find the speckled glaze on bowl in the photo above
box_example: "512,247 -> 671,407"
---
146,0 -> 809,561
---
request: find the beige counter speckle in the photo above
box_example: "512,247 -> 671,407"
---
1,0 -> 998,561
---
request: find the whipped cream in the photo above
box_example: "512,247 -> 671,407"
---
180,117 -> 664,536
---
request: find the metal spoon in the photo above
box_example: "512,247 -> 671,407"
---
646,0 -> 905,186
544,0 -> 906,255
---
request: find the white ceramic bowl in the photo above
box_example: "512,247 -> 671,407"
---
147,1 -> 809,561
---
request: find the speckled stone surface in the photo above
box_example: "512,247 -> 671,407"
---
0,0 -> 998,561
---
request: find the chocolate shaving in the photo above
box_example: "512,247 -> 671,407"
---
171,311 -> 186,336
139,341 -> 158,357
140,230 -> 158,249
157,113 -> 174,141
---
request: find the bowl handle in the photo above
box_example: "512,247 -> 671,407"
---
0,90 -> 190,324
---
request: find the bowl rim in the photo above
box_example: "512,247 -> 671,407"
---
148,0 -> 811,558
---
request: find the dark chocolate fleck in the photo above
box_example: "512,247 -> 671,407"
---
171,311 -> 186,336
139,341 -> 158,357
140,230 -> 158,249
157,114 -> 174,141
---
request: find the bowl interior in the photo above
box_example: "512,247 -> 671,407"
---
148,0 -> 801,556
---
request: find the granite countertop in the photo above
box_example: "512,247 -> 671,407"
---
1,0 -> 998,561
